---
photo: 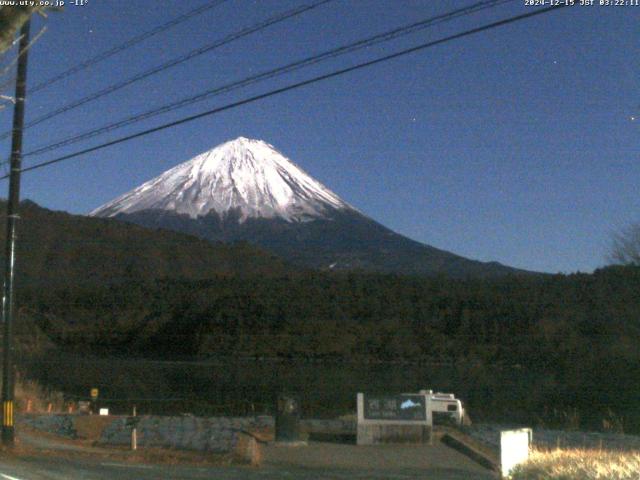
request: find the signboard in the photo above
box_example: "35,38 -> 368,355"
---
357,393 -> 432,445
357,393 -> 430,425
500,428 -> 532,478
363,395 -> 426,421
90,388 -> 99,400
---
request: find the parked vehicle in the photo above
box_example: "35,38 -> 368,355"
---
419,389 -> 464,426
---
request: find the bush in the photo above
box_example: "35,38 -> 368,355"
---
15,375 -> 65,413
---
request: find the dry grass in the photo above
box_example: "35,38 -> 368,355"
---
15,376 -> 65,413
510,448 -> 640,480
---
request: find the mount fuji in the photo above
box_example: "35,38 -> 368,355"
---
91,137 -> 526,277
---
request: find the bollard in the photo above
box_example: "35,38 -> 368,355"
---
47,403 -> 52,414
131,405 -> 137,451
26,399 -> 32,413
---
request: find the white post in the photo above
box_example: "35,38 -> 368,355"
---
131,405 -> 137,451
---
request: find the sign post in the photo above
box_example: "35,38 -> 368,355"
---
90,387 -> 98,414
128,405 -> 138,451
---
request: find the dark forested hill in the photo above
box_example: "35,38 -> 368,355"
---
0,200 -> 291,287
113,207 -> 533,277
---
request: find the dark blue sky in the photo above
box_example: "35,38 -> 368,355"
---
2,0 -> 638,273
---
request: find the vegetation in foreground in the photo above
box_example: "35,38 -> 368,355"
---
15,376 -> 64,413
18,265 -> 640,433
510,448 -> 640,480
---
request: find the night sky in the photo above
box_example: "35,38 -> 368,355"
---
0,0 -> 637,273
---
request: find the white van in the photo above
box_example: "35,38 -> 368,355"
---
419,389 -> 464,426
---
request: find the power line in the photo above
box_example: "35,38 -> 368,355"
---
29,0 -> 230,95
0,0 -> 335,141
0,4 -> 568,181
23,0 -> 514,159
0,24 -> 47,82
0,24 -> 48,107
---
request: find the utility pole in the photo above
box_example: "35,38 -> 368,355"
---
2,19 -> 31,446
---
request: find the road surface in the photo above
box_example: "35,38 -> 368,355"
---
0,429 -> 496,479
0,457 -> 495,480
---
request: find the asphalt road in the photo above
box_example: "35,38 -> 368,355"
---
0,428 -> 497,479
0,445 -> 497,480
0,456 -> 496,480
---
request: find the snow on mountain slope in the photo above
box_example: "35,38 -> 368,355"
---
90,137 -> 352,222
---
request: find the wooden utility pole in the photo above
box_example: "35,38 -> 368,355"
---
2,19 -> 30,446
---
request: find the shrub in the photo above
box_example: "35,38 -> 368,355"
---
15,375 -> 65,413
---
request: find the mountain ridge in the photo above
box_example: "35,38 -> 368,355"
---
92,137 -> 535,277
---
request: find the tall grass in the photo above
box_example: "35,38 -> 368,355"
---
15,375 -> 65,413
510,448 -> 640,480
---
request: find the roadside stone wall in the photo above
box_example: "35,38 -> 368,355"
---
98,415 -> 273,453
301,418 -> 356,435
20,414 -> 77,438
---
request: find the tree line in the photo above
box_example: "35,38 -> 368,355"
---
17,264 -> 640,433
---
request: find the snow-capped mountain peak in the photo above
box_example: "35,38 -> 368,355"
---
90,137 -> 352,222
